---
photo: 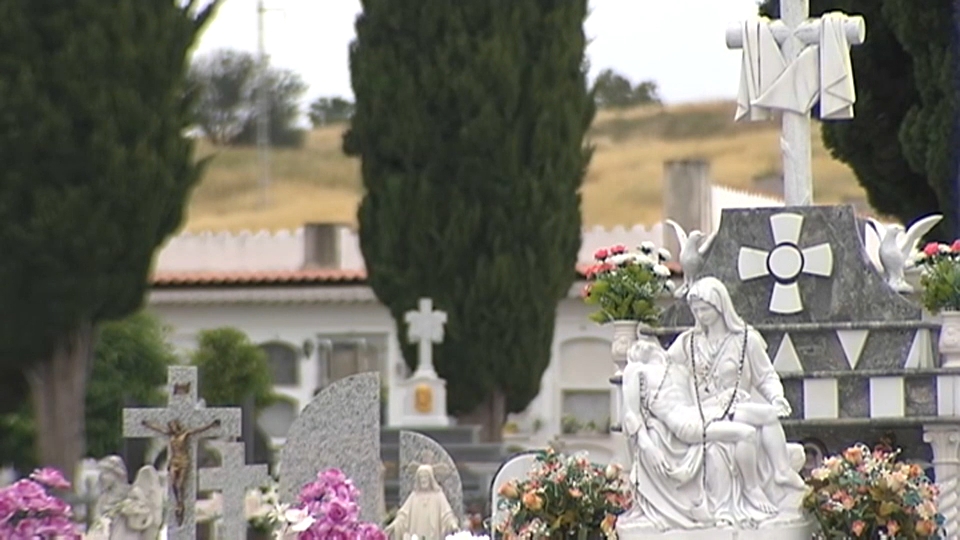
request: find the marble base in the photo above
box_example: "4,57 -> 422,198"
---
617,518 -> 815,540
392,371 -> 451,428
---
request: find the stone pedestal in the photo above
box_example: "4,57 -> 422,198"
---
617,519 -> 814,540
923,424 -> 960,538
392,371 -> 450,428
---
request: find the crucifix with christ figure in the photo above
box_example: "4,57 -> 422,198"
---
727,1 -> 866,206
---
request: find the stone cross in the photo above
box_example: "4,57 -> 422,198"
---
726,1 -> 865,206
404,297 -> 447,376
122,366 -> 241,540
199,440 -> 271,540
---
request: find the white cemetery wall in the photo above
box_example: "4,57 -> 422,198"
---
147,298 -> 399,444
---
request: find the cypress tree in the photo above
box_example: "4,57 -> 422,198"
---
345,1 -> 594,439
759,0 -> 955,237
0,0 -> 219,473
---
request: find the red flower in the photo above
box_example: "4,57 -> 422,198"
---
923,242 -> 940,256
594,248 -> 609,261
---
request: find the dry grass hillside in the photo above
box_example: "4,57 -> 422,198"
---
185,100 -> 865,232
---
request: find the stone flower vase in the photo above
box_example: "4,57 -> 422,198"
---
939,311 -> 960,368
610,320 -> 640,374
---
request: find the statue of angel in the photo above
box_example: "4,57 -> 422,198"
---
385,464 -> 460,540
108,465 -> 165,540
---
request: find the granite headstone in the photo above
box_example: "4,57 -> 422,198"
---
198,440 -> 271,540
399,430 -> 464,522
277,372 -> 383,523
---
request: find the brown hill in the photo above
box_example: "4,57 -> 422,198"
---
185,100 -> 864,232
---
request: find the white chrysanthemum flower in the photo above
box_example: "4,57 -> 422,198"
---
657,248 -> 671,262
608,253 -> 632,266
639,241 -> 656,254
653,264 -> 671,277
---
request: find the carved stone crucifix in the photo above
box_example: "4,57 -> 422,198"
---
404,297 -> 447,376
199,440 -> 271,540
123,366 -> 241,540
726,1 -> 866,206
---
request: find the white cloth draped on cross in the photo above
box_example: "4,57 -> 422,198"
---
729,12 -> 865,121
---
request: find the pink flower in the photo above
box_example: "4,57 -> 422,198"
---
321,498 -> 358,524
951,240 -> 960,253
610,244 -> 627,255
594,248 -> 609,261
29,468 -> 70,491
923,242 -> 940,256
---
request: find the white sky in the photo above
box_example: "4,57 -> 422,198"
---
193,0 -> 761,105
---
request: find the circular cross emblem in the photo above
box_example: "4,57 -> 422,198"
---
767,243 -> 805,282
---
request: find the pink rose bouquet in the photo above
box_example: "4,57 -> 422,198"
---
271,468 -> 386,540
0,467 -> 80,539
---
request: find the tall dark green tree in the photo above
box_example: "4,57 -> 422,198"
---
345,1 -> 594,439
0,0 -> 220,474
191,327 -> 275,409
759,0 -> 956,237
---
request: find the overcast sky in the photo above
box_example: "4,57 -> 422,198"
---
194,0 -> 762,105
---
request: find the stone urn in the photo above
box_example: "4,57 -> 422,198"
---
610,320 -> 640,374
939,311 -> 960,368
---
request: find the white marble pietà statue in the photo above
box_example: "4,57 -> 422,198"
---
618,277 -> 809,538
385,465 -> 459,540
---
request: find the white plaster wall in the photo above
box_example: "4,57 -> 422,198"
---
148,301 -> 403,427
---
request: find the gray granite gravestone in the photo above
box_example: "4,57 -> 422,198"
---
399,430 -> 464,523
648,206 -> 938,444
199,440 -> 270,540
123,366 -> 241,540
277,372 -> 383,523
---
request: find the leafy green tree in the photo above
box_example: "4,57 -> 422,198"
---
0,0 -> 220,475
189,49 -> 258,144
758,0 -> 955,237
0,312 -> 176,472
309,97 -> 355,127
345,1 -> 594,439
190,49 -> 308,148
86,312 -> 177,459
191,328 -> 275,408
232,66 -> 309,149
593,69 -> 661,108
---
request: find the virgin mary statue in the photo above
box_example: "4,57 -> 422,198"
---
385,465 -> 460,540
620,277 -> 807,534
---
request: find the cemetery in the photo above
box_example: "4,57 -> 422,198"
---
2,2 -> 959,540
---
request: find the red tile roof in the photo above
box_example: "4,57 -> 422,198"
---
150,262 -> 681,288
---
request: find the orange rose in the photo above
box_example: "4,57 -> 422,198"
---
843,446 -> 864,464
916,519 -> 937,535
601,514 -> 617,534
522,490 -> 543,511
569,488 -> 582,498
498,481 -> 518,499
851,520 -> 866,536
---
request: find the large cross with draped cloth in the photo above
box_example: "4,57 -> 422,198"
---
726,2 -> 866,206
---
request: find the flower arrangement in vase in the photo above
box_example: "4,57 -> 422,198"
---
804,444 -> 944,539
264,468 -> 386,539
916,241 -> 960,313
0,467 -> 80,539
581,242 -> 673,325
495,448 -> 631,539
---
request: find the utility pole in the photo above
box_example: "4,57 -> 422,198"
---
256,0 -> 270,209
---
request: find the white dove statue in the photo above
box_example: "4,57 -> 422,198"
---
866,214 -> 943,293
665,219 -> 717,298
